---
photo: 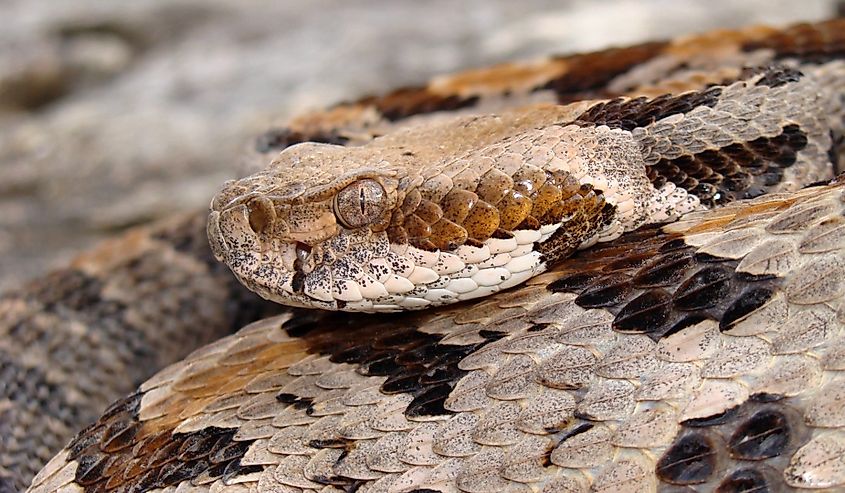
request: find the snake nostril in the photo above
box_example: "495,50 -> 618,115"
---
247,199 -> 274,235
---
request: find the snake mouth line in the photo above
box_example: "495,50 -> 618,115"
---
211,198 -> 567,312
291,242 -> 311,294
294,241 -> 312,264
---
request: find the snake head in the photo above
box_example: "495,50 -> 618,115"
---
208,142 -> 412,311
209,116 -> 648,312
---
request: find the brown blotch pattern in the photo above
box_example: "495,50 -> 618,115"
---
61,309 -> 507,491
573,86 -> 723,132
388,168 -> 599,252
19,16 -> 845,493
648,124 -> 809,207
30,180 -> 845,492
254,127 -> 351,153
741,18 -> 845,63
751,64 -> 804,88
539,41 -> 670,102
249,18 -> 845,162
284,310 -> 506,418
656,394 -> 810,491
66,393 -> 260,492
546,224 -> 780,340
535,184 -> 616,263
359,87 -> 480,122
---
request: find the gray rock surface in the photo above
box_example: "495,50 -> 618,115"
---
0,0 -> 839,290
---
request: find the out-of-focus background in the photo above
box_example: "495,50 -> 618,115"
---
1,0 -> 841,291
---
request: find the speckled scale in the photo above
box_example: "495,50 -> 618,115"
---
783,253 -> 845,304
536,344 -> 598,389
784,431 -> 845,488
574,272 -> 634,308
672,265 -> 732,310
495,190 -> 535,231
656,430 -> 720,485
655,395 -> 815,490
728,408 -> 792,460
511,165 -> 549,195
648,124 -> 809,207
549,423 -> 614,469
715,467 -> 784,493
475,168 -> 514,206
515,388 -> 576,434
440,189 -> 479,224
535,187 -> 614,262
544,220 -> 786,341
613,289 -> 674,334
632,250 -> 696,287
411,200 -> 443,226
403,164 -> 603,253
574,87 -> 723,132
719,286 -> 778,331
428,218 -> 468,251
799,216 -> 845,253
461,200 -> 501,243
529,171 -> 574,219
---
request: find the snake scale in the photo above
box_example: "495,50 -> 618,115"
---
2,16 -> 845,493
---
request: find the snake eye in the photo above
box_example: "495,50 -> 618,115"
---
334,179 -> 387,229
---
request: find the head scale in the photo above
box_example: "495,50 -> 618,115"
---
209,117 -> 648,312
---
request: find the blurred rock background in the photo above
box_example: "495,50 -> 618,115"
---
0,0 -> 841,291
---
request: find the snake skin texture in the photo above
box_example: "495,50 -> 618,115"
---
0,217 -> 280,491
2,16 -> 845,493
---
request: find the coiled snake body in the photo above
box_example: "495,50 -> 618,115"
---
4,17 -> 845,493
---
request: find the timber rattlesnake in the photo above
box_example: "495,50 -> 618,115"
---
3,17 -> 845,493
